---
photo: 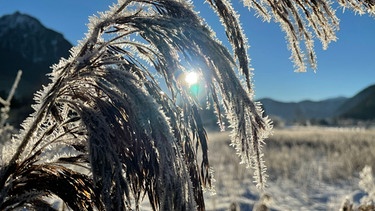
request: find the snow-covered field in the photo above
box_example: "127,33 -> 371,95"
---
204,127 -> 375,210
2,125 -> 374,210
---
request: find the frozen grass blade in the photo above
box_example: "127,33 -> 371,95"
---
0,0 -> 373,210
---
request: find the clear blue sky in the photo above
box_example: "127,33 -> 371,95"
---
1,0 -> 374,102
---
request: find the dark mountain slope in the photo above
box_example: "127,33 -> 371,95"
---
259,83 -> 375,124
0,11 -> 72,99
258,97 -> 347,123
338,84 -> 375,120
0,12 -> 72,125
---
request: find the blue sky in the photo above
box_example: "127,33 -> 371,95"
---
1,0 -> 374,102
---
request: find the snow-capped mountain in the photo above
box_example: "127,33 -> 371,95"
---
0,12 -> 72,99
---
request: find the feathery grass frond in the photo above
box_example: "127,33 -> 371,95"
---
0,0 -> 371,209
206,0 -> 272,188
338,0 -> 375,15
0,0 -> 271,210
243,0 -> 340,72
1,164 -> 100,210
241,0 -> 374,72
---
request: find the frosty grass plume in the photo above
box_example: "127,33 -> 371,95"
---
0,0 -> 374,210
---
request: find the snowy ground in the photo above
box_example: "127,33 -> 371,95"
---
203,128 -> 375,210
204,177 -> 362,210
4,126 -> 373,210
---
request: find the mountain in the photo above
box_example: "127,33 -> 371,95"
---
337,84 -> 375,120
0,11 -> 72,99
259,83 -> 375,125
0,12 -> 72,125
259,97 -> 348,124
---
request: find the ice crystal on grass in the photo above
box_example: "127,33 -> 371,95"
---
243,0 -> 348,72
0,1 -> 270,209
359,166 -> 375,205
0,0 -> 373,210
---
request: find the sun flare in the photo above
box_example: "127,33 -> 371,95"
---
185,71 -> 199,85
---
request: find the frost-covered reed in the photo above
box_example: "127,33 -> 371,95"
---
0,1 -> 271,210
0,0 -> 373,210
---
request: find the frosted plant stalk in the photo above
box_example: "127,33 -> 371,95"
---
0,70 -> 22,126
0,0 -> 373,210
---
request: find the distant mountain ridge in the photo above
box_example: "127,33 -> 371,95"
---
338,84 -> 375,120
258,97 -> 348,123
259,84 -> 375,124
0,11 -> 72,99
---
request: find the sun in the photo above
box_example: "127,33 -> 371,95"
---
185,71 -> 199,85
